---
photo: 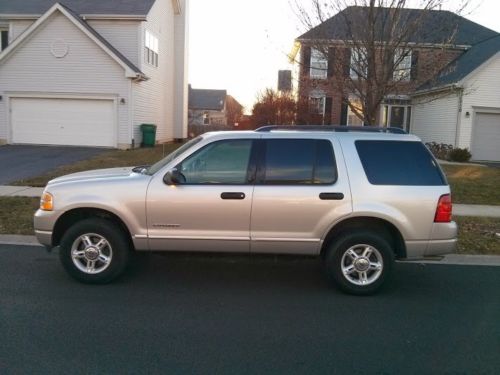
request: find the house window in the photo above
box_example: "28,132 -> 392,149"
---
347,101 -> 365,126
309,95 -> 326,115
0,28 -> 8,51
310,48 -> 328,79
393,49 -> 412,81
350,48 -> 367,79
381,103 -> 412,131
203,111 -> 210,125
145,30 -> 159,67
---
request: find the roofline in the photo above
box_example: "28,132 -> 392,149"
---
412,83 -> 461,97
295,38 -> 471,50
0,14 -> 148,20
0,3 -> 146,80
457,50 -> 500,86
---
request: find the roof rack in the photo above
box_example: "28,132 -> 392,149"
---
255,125 -> 407,134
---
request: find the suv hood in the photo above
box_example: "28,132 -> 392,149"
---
48,167 -> 139,185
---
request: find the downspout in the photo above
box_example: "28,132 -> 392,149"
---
454,88 -> 463,147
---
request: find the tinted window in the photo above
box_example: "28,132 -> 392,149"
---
179,140 -> 253,184
263,139 -> 336,184
355,140 -> 445,186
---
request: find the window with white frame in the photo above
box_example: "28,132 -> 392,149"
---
203,111 -> 210,125
309,95 -> 326,115
393,49 -> 412,81
145,30 -> 159,67
350,47 -> 367,79
310,48 -> 328,79
381,102 -> 412,131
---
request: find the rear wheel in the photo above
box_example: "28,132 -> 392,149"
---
59,218 -> 130,284
324,231 -> 394,295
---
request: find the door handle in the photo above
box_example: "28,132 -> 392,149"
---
319,192 -> 344,200
221,192 -> 246,200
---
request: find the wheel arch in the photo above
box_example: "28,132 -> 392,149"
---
321,216 -> 406,259
52,208 -> 134,250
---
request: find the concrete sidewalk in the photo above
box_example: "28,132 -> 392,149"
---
0,185 -> 44,197
1,184 -> 500,217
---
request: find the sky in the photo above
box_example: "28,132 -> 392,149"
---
188,0 -> 500,113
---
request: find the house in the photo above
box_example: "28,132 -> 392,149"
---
412,35 -> 500,161
188,86 -> 228,127
0,0 -> 189,149
295,6 -> 500,160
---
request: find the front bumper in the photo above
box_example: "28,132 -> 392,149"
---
34,209 -> 60,247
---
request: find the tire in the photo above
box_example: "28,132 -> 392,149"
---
324,231 -> 394,295
59,218 -> 131,284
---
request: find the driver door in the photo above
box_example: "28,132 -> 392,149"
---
146,138 -> 256,253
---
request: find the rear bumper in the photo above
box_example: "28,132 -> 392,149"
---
426,238 -> 457,256
404,221 -> 457,259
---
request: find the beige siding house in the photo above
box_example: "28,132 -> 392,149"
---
0,0 -> 189,148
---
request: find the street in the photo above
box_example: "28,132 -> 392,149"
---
1,245 -> 499,374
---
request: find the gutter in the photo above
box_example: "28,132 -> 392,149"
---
295,39 -> 470,50
412,83 -> 460,97
0,13 -> 148,21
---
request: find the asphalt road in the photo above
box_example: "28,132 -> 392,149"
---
1,245 -> 499,374
0,145 -> 106,184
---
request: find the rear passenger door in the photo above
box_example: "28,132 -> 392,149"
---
250,137 -> 352,255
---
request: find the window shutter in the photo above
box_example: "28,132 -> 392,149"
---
340,100 -> 348,125
344,48 -> 351,77
324,97 -> 333,124
410,50 -> 419,81
303,46 -> 311,77
327,48 -> 335,77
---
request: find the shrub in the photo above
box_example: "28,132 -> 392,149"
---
449,147 -> 472,162
425,142 -> 453,160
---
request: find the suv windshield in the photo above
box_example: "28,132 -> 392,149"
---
145,136 -> 203,175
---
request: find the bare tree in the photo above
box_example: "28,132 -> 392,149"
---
251,88 -> 297,125
226,95 -> 244,126
293,0 -> 472,125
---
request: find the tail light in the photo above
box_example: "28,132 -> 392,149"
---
435,194 -> 452,223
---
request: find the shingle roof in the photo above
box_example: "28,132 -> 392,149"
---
189,88 -> 227,111
298,6 -> 498,46
0,0 -> 156,16
418,34 -> 500,91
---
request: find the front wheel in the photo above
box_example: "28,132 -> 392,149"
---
324,231 -> 394,295
59,218 -> 131,284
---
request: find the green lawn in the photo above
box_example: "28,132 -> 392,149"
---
441,164 -> 500,205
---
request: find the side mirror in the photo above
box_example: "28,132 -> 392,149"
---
163,169 -> 185,185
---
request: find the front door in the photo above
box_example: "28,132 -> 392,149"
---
146,139 -> 256,252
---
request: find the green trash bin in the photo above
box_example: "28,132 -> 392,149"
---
140,124 -> 157,147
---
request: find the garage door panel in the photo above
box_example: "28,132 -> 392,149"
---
11,98 -> 115,147
472,113 -> 500,162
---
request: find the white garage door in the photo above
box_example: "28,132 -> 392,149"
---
11,97 -> 115,147
472,112 -> 500,161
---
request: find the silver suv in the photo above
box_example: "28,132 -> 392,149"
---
34,126 -> 457,294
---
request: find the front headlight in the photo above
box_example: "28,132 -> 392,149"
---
40,192 -> 54,211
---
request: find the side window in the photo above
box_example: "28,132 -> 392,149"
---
262,139 -> 337,185
178,140 -> 253,184
355,140 -> 446,186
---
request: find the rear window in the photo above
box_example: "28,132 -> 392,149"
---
355,140 -> 446,186
262,139 -> 337,184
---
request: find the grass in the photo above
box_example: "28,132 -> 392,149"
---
12,143 -> 182,187
441,164 -> 500,205
455,216 -> 500,255
3,195 -> 499,256
0,197 -> 39,235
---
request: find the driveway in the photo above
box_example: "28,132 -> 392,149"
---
0,145 -> 107,184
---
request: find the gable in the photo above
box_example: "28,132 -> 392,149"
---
0,11 -> 131,91
0,3 -> 145,80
